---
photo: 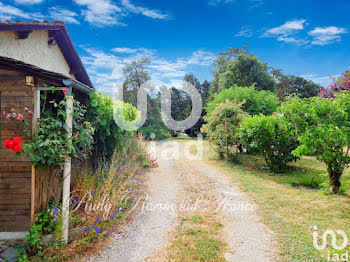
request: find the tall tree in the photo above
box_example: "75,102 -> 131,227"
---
272,69 -> 321,100
122,58 -> 170,140
171,87 -> 189,121
122,57 -> 151,105
169,74 -> 211,137
210,47 -> 275,96
184,73 -> 205,137
200,80 -> 211,104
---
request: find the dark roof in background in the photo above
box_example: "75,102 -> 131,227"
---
0,20 -> 94,89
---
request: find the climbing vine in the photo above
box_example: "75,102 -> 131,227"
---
2,91 -> 94,169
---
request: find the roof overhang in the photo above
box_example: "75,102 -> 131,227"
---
0,20 -> 94,89
0,56 -> 94,94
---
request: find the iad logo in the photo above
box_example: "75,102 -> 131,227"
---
313,225 -> 349,261
313,225 -> 348,250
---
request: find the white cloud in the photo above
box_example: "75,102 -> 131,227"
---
73,0 -> 170,26
82,48 -> 123,70
121,0 -> 170,19
0,2 -> 43,20
49,7 -> 79,24
208,0 -> 235,6
13,0 -> 43,4
250,0 -> 263,8
187,50 -> 216,66
81,48 -> 215,92
208,0 -> 262,8
301,73 -> 339,87
262,20 -> 347,47
73,0 -> 124,26
149,58 -> 186,78
263,19 -> 306,37
235,26 -> 253,37
277,36 -> 308,45
111,47 -> 157,56
308,26 -> 347,46
112,47 -> 140,54
261,19 -> 309,45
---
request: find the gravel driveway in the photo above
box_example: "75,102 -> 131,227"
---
86,141 -> 278,262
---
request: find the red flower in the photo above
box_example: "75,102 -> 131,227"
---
76,131 -> 80,135
13,144 -> 22,153
13,137 -> 22,145
7,140 -> 14,150
4,139 -> 12,148
62,88 -> 68,94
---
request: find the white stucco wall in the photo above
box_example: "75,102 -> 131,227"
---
0,30 -> 75,79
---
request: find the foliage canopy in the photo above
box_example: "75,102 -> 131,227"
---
206,84 -> 279,116
280,92 -> 350,193
238,114 -> 299,172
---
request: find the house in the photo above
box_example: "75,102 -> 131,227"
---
0,20 -> 94,238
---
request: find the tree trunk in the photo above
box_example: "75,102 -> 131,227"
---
237,144 -> 244,154
329,171 -> 342,194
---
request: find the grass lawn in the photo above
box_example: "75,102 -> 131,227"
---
201,141 -> 350,262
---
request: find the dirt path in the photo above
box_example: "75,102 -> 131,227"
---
87,141 -> 278,262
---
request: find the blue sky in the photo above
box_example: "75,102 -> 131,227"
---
1,0 -> 350,93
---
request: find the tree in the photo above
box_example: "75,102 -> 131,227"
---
206,84 -> 279,116
289,75 -> 321,98
171,86 -> 188,121
184,73 -> 205,137
122,58 -> 170,140
280,93 -> 350,193
170,73 -> 210,137
210,47 -> 275,96
200,80 -> 211,104
140,92 -> 171,140
271,69 -> 321,100
122,57 -> 151,105
201,99 -> 247,159
238,115 -> 299,172
318,70 -> 350,98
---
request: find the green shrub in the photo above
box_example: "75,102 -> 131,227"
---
86,92 -> 138,160
202,99 -> 247,159
15,203 -> 60,259
139,124 -> 171,140
238,115 -> 299,172
206,84 -> 279,116
280,92 -> 350,193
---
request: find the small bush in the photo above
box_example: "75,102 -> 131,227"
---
140,124 -> 171,140
202,99 -> 247,160
238,115 -> 299,172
